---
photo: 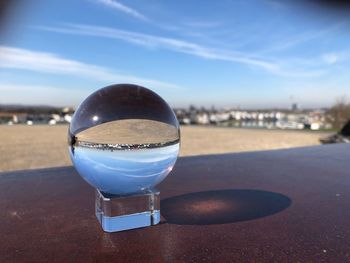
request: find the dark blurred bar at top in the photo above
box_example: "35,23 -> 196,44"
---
313,0 -> 350,8
280,0 -> 350,15
0,1 -> 21,36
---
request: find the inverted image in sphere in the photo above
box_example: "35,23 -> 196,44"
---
68,84 -> 180,195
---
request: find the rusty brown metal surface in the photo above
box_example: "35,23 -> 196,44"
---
1,144 -> 350,262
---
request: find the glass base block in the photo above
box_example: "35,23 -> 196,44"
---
95,189 -> 160,232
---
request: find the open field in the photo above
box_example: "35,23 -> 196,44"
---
0,125 -> 331,172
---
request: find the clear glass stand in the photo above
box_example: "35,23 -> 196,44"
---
95,189 -> 160,232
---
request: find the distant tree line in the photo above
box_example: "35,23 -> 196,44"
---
327,97 -> 350,130
0,104 -> 62,114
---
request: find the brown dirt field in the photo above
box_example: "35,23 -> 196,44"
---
0,125 -> 330,172
76,119 -> 179,144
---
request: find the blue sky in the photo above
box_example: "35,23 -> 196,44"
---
1,0 -> 350,108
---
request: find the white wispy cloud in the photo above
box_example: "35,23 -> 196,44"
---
35,23 -> 334,77
322,53 -> 339,64
94,0 -> 149,21
0,46 -> 181,90
35,24 -> 279,72
92,0 -> 185,32
261,23 -> 344,54
0,83 -> 86,106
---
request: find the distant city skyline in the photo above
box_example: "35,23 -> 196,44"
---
1,0 -> 350,108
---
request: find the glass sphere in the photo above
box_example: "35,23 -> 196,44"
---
68,84 -> 180,195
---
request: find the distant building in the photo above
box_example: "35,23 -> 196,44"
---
0,112 -> 27,124
291,103 -> 299,111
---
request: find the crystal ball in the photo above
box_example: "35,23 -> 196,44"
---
68,84 -> 180,195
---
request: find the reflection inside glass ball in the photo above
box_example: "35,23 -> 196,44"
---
68,84 -> 180,195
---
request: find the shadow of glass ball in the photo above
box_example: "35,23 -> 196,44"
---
161,189 -> 291,225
